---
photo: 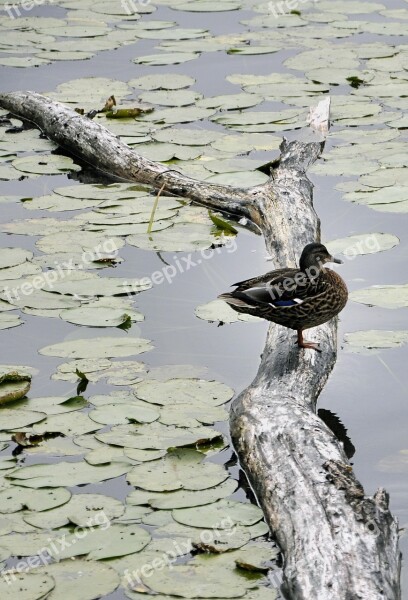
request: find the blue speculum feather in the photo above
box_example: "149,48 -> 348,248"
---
272,299 -> 298,307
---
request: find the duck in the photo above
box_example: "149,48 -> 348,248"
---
219,242 -> 348,352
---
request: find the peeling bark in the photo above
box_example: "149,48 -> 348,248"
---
0,92 -> 401,600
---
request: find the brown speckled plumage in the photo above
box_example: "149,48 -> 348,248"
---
219,243 -> 348,351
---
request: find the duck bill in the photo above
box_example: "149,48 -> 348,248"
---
330,255 -> 343,264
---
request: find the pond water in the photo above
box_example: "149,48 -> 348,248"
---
0,0 -> 407,598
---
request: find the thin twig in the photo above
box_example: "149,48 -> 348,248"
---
147,183 -> 166,234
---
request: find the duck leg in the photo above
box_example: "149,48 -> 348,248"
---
297,330 -> 321,352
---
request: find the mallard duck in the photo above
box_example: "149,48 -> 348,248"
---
219,242 -> 348,352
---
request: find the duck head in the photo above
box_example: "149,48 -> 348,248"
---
299,242 -> 342,273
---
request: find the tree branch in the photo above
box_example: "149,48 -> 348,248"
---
0,91 -> 400,600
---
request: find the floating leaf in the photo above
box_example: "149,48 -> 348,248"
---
36,559 -> 120,600
7,461 -> 131,488
344,330 -> 408,354
0,572 -> 55,600
39,337 -> 153,359
0,486 -> 71,514
196,299 -> 262,323
350,284 -> 408,309
60,306 -> 144,327
89,403 -> 160,426
0,369 -> 31,405
134,378 -> 234,407
127,448 -> 228,492
96,422 -> 222,450
12,154 -> 81,175
326,233 -> 399,257
173,499 -> 264,528
24,493 -> 125,529
149,478 -> 238,510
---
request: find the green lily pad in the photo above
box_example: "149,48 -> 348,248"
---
138,90 -> 203,107
196,299 -> 262,323
89,403 -> 160,426
159,402 -> 228,427
344,330 -> 408,354
24,396 -> 87,415
149,478 -> 238,510
173,499 -> 264,529
140,561 -> 249,598
152,128 -> 222,146
59,306 -> 144,327
0,408 -> 45,431
6,461 -> 131,488
0,572 -> 55,600
134,378 -> 234,407
58,523 -> 150,560
0,486 -> 71,514
96,422 -> 222,450
36,559 -> 120,600
350,284 -> 408,309
0,248 -> 32,270
0,368 -> 31,406
32,412 -> 101,436
172,0 -> 242,11
39,337 -> 153,359
134,53 -> 199,66
0,313 -> 22,330
326,233 -> 399,257
129,74 -> 195,90
24,493 -> 125,529
127,448 -> 228,492
12,155 -> 81,175
127,223 -> 221,252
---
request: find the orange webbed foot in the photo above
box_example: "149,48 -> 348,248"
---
297,330 -> 321,353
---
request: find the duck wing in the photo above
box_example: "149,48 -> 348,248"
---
231,268 -> 326,306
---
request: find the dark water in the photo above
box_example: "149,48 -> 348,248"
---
1,2 -> 407,598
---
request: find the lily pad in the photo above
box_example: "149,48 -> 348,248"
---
39,337 -> 153,359
140,561 -> 249,598
134,378 -> 234,407
127,223 -> 221,252
149,478 -> 238,510
12,155 -> 81,175
326,233 -> 399,257
0,486 -> 71,514
172,499 -> 264,529
89,403 -> 160,426
96,422 -> 222,450
0,572 -> 55,600
0,365 -> 31,405
23,493 -> 125,529
196,299 -> 262,323
350,284 -> 408,309
59,306 -> 144,327
36,559 -> 120,600
134,53 -> 199,66
0,248 -> 32,270
6,461 -> 131,488
344,330 -> 408,354
0,313 -> 22,330
129,74 -> 195,90
127,448 -> 228,492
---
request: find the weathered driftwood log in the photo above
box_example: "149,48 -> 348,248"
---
0,92 -> 401,600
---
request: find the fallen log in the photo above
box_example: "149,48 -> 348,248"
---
0,91 -> 401,599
